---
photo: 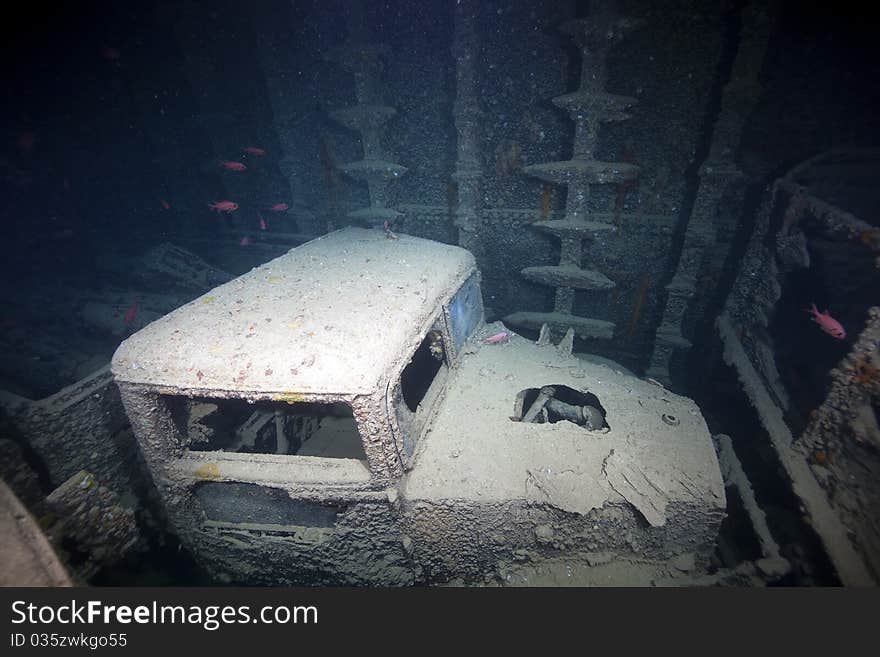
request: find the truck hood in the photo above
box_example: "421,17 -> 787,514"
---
403,332 -> 725,526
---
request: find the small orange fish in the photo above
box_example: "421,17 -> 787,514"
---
258,213 -> 267,230
243,147 -> 266,156
159,198 -> 170,210
123,301 -> 139,326
239,236 -> 252,246
855,227 -> 880,249
220,160 -> 247,171
268,202 -> 289,212
208,200 -> 239,213
539,183 -> 552,220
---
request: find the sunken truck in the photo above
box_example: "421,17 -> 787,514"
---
111,228 -> 725,585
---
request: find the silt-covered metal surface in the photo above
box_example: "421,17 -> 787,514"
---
112,228 -> 476,396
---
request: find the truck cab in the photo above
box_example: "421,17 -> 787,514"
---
112,228 -> 725,585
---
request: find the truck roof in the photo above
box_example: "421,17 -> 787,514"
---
111,228 -> 476,396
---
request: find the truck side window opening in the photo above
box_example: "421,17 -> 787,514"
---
400,330 -> 446,412
164,395 -> 367,460
393,327 -> 451,461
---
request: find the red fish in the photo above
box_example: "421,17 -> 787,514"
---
239,236 -> 252,246
101,46 -> 121,62
806,303 -> 846,339
159,198 -> 170,210
219,160 -> 247,171
484,331 -> 510,344
123,301 -> 139,326
16,131 -> 35,156
268,202 -> 289,212
243,147 -> 266,156
208,200 -> 239,213
258,213 -> 267,230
